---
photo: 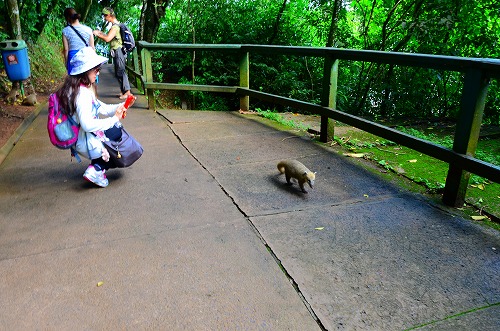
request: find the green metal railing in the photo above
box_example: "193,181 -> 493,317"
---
127,42 -> 500,208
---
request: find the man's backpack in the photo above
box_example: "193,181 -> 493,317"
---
47,93 -> 81,161
118,23 -> 135,53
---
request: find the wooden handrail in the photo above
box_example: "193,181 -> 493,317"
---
137,42 -> 500,77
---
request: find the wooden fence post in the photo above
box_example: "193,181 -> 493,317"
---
320,57 -> 339,143
132,48 -> 141,91
141,47 -> 155,111
442,69 -> 490,207
239,51 -> 249,112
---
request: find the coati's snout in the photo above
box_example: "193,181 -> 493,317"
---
305,171 -> 315,188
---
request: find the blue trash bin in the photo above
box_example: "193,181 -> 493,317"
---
0,40 -> 31,81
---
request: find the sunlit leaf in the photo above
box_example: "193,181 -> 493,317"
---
471,215 -> 488,221
315,227 -> 324,230
344,153 -> 365,158
477,184 -> 485,190
408,159 -> 417,163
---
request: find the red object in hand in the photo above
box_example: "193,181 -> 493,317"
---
124,95 -> 134,108
122,95 -> 134,118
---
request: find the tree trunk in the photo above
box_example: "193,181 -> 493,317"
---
380,65 -> 394,117
32,0 -> 58,41
360,1 -> 377,48
268,0 -> 288,45
326,0 -> 343,47
140,0 -> 169,43
355,0 -> 425,114
80,0 -> 93,23
6,0 -> 22,39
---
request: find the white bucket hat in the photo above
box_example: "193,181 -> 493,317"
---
69,47 -> 108,76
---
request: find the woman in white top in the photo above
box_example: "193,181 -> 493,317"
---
62,8 -> 95,74
55,47 -> 135,187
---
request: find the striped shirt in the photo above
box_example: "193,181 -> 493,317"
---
62,24 -> 92,50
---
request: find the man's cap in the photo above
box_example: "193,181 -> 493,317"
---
69,47 -> 108,76
102,7 -> 114,16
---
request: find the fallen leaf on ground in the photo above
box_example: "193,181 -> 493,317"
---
471,215 -> 489,221
344,153 -> 365,158
97,281 -> 104,287
315,227 -> 324,230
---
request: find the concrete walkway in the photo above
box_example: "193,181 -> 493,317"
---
0,64 -> 498,330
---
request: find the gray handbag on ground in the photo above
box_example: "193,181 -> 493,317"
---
103,127 -> 143,168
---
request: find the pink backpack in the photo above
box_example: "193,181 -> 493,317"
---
47,93 -> 81,161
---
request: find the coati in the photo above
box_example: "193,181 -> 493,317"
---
277,160 -> 316,193
22,94 -> 37,106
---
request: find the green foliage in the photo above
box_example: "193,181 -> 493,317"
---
9,0 -> 497,124
255,108 -> 309,131
0,3 -> 67,92
0,0 -> 70,42
27,32 -> 67,91
5,0 -> 500,122
397,127 -> 454,149
340,0 -> 499,123
152,0 -> 499,125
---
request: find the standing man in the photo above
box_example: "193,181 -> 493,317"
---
93,7 -> 133,100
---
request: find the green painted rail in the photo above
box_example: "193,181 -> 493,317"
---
126,42 -> 500,208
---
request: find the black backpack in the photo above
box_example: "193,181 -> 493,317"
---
117,23 -> 135,53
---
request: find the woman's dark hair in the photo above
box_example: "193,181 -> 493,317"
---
64,8 -> 81,24
56,73 -> 92,116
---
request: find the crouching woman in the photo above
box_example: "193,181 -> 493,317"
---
55,47 -> 134,187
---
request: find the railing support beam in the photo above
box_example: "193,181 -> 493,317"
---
320,57 -> 338,143
132,48 -> 142,91
443,69 -> 490,207
141,48 -> 155,111
239,51 -> 250,112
